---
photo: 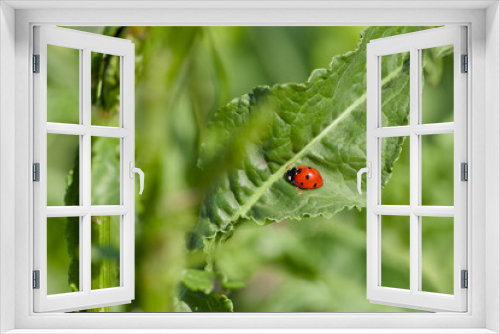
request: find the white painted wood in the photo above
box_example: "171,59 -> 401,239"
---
0,2 -> 17,333
46,206 -> 130,217
412,123 -> 455,135
366,26 -> 467,312
90,126 -> 130,138
372,126 -> 411,137
122,37 -> 136,297
46,123 -> 130,137
33,24 -> 49,315
0,329 -> 498,334
3,0 -> 497,10
453,25 -> 468,313
373,205 -> 455,217
82,46 -> 91,298
409,46 -> 419,297
366,31 -> 379,316
411,206 -> 455,217
33,26 -> 135,313
9,5 -> 488,333
485,3 -> 500,333
372,123 -> 454,137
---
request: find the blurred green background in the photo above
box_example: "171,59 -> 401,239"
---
45,26 -> 454,312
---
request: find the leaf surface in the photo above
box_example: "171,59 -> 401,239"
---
180,287 -> 234,312
181,269 -> 215,294
196,27 -> 430,243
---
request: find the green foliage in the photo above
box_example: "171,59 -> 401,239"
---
52,26 -> 454,313
90,27 -> 123,126
90,137 -> 120,205
195,27 -> 427,248
64,150 -> 80,292
181,269 -> 215,294
215,214 -> 416,312
90,215 -> 121,290
179,268 -> 245,311
422,44 -> 453,87
179,286 -> 234,312
181,268 -> 246,291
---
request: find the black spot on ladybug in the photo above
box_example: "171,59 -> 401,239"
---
308,167 -> 312,169
297,169 -> 301,174
301,182 -> 304,186
313,183 -> 317,188
306,175 -> 310,180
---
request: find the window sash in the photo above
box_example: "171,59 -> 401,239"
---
6,5 -> 489,331
33,26 -> 136,313
366,26 -> 467,312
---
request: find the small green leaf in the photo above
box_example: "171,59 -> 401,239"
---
221,279 -> 245,290
64,149 -> 80,291
435,44 -> 454,59
173,298 -> 192,312
181,269 -> 215,294
423,44 -> 453,87
180,287 -> 233,312
90,137 -> 120,205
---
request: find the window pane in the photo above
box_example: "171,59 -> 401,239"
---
381,215 -> 410,290
380,52 -> 410,127
421,45 -> 454,124
421,217 -> 454,294
421,133 -> 454,206
47,134 -> 79,206
91,52 -> 121,127
47,45 -> 80,124
91,137 -> 120,205
381,136 -> 410,205
47,217 -> 80,295
91,215 -> 121,290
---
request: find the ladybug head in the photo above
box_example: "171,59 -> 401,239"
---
284,167 -> 298,184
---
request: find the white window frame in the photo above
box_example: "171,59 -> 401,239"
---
33,26 -> 136,313
366,26 -> 468,312
1,1 -> 499,333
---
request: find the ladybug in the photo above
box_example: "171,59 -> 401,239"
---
285,165 -> 323,190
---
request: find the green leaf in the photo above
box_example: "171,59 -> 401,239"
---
173,298 -> 193,312
64,149 -> 80,291
221,277 -> 246,290
180,286 -> 234,312
196,26 -> 430,244
423,44 -> 453,87
90,137 -> 120,205
181,269 -> 215,294
181,268 -> 246,294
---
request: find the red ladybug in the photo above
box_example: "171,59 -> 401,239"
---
285,165 -> 323,190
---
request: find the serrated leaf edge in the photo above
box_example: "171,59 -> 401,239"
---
229,64 -> 404,223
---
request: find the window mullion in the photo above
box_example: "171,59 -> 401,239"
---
409,47 -> 420,294
82,48 -> 92,294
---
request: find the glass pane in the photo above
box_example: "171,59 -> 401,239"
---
91,52 -> 121,127
421,45 -> 454,124
381,215 -> 410,290
47,217 -> 80,294
91,215 -> 121,290
47,134 -> 79,206
421,133 -> 454,206
381,136 -> 410,205
91,137 -> 120,205
47,45 -> 80,124
421,217 -> 454,294
380,52 -> 410,127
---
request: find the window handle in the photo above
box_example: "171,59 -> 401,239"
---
129,162 -> 145,195
357,162 -> 372,195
